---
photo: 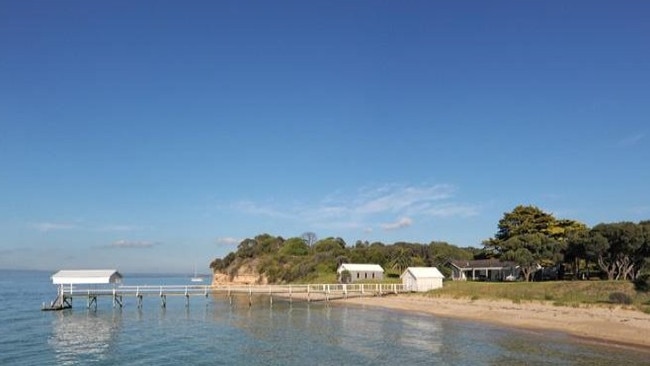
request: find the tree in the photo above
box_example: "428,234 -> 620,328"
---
501,233 -> 560,281
236,238 -> 257,258
313,237 -> 346,254
583,230 -> 612,279
388,247 -> 412,273
255,234 -> 284,255
209,258 -> 225,272
426,241 -> 473,276
549,219 -> 588,242
494,205 -> 556,242
339,270 -> 351,284
335,255 -> 349,267
365,243 -> 389,266
564,228 -> 592,279
279,237 -> 310,256
485,205 -> 568,281
301,232 -> 318,248
592,222 -> 646,280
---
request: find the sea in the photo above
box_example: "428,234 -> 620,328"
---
1,270 -> 648,365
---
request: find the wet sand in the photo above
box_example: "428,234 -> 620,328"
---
338,294 -> 650,349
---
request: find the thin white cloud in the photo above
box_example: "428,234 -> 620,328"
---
216,237 -> 241,246
109,240 -> 158,249
381,217 -> 413,231
228,183 -> 480,232
421,203 -> 480,218
97,225 -> 141,232
33,222 -> 77,232
31,221 -> 144,233
617,133 -> 645,147
353,184 -> 455,215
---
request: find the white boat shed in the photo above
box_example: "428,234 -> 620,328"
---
337,263 -> 384,283
401,267 -> 444,292
51,269 -> 123,285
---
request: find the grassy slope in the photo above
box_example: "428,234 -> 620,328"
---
425,280 -> 650,313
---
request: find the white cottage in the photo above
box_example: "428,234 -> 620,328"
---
337,263 -> 384,283
401,267 -> 444,292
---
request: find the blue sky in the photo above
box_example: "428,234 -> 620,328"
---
1,1 -> 648,273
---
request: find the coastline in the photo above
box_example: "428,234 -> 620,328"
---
337,294 -> 650,350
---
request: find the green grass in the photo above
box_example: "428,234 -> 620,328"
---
301,272 -> 338,284
427,280 -> 650,312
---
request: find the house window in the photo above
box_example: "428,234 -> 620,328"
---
356,273 -> 359,279
372,273 -> 375,279
365,273 -> 367,279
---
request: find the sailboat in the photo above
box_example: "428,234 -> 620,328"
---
190,266 -> 203,282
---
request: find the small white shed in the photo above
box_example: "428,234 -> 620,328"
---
51,269 -> 123,285
401,267 -> 444,292
337,263 -> 384,283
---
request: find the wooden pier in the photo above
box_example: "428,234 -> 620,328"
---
43,283 -> 408,310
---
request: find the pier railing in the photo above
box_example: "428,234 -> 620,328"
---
62,283 -> 406,297
47,283 -> 408,310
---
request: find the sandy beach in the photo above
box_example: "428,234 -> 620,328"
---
339,294 -> 650,349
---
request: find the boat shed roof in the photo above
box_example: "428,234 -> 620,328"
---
337,263 -> 384,273
51,270 -> 123,285
401,267 -> 444,279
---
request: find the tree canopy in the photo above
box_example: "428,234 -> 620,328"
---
211,234 -> 475,283
209,206 -> 649,285
484,205 -> 649,282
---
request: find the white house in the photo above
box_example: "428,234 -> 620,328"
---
401,267 -> 444,292
449,260 -> 518,281
337,263 -> 384,283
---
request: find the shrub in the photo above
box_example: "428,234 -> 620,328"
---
279,238 -> 310,256
340,270 -> 351,284
609,292 -> 632,305
634,274 -> 650,292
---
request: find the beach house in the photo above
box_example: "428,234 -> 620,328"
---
337,263 -> 384,283
401,267 -> 445,292
449,259 -> 518,281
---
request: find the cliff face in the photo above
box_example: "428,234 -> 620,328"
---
211,259 -> 268,285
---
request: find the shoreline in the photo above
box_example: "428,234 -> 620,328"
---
335,294 -> 650,350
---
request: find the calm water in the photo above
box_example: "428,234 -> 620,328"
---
1,270 -> 648,365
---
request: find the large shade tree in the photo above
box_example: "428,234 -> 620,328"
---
484,205 -> 582,281
565,228 -> 605,279
592,222 -> 647,280
501,233 -> 561,281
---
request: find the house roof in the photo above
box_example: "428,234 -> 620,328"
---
401,267 -> 444,279
450,259 -> 516,269
337,263 -> 384,273
51,269 -> 123,285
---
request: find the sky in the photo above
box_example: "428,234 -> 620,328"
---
1,1 -> 648,273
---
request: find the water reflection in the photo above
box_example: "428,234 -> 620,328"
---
48,310 -> 121,365
397,316 -> 442,353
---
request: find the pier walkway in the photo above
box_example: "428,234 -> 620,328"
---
44,283 -> 408,310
